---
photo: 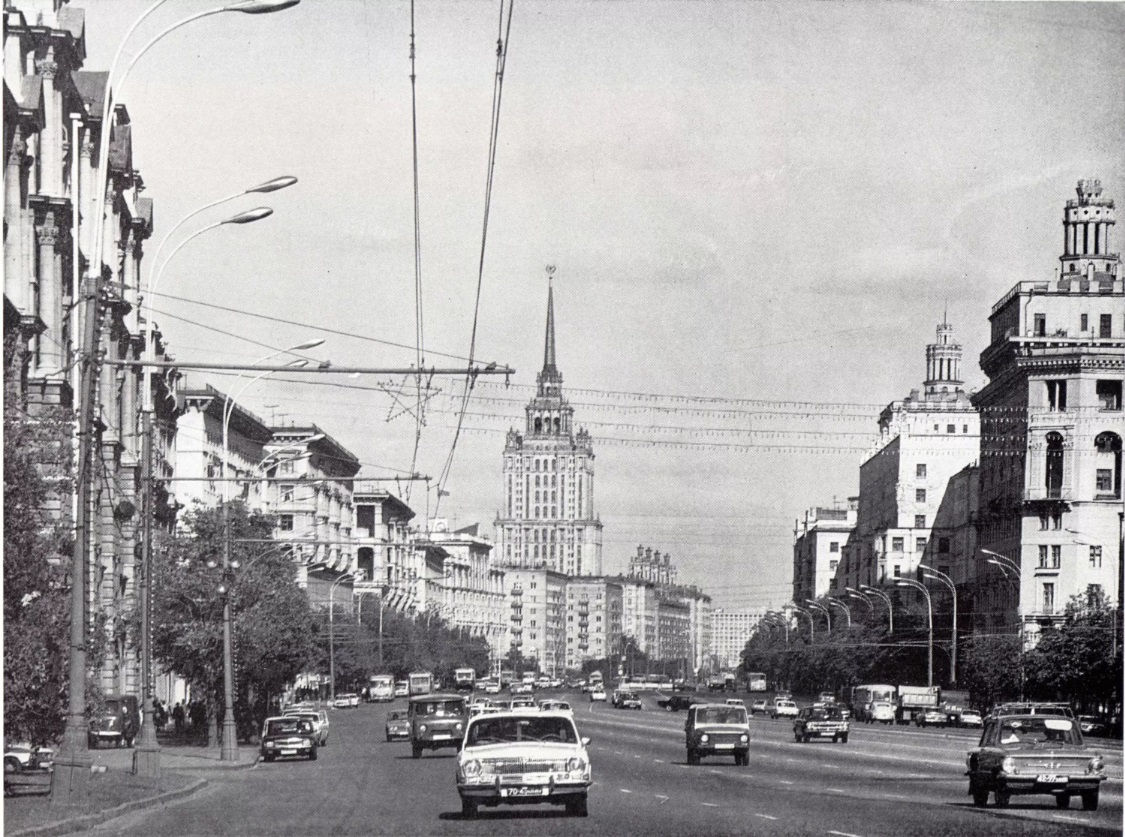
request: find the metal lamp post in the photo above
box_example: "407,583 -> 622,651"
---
985,553 -> 1024,697
859,584 -> 894,633
844,587 -> 873,615
920,566 -> 958,687
826,597 -> 852,627
327,572 -> 356,704
894,578 -> 933,688
54,0 -> 301,805
789,604 -> 815,641
219,341 -> 324,760
805,599 -> 832,635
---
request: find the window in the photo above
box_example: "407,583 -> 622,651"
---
1045,432 -> 1065,497
1081,313 -> 1089,331
893,566 -> 901,578
1090,546 -> 1103,568
1100,313 -> 1112,338
1038,545 -> 1048,568
280,484 -> 295,502
1094,432 -> 1122,498
891,537 -> 904,552
278,460 -> 295,475
829,542 -> 839,553
1097,380 -> 1123,411
914,515 -> 926,528
916,537 -> 928,552
1038,513 -> 1049,531
916,489 -> 927,503
279,514 -> 294,531
829,560 -> 838,572
1050,545 -> 1061,569
946,424 -> 956,434
1097,469 -> 1114,492
1087,584 -> 1104,607
1034,313 -> 1046,337
916,463 -> 927,478
1046,380 -> 1068,411
938,537 -> 950,553
1042,583 -> 1055,615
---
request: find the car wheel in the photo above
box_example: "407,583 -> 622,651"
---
1081,790 -> 1099,811
263,754 -> 275,763
686,749 -> 697,765
994,787 -> 1010,808
461,797 -> 478,818
412,745 -> 422,759
4,756 -> 21,775
840,734 -> 848,744
386,734 -> 392,742
566,795 -> 589,817
309,747 -> 318,761
1055,793 -> 1070,809
970,783 -> 989,807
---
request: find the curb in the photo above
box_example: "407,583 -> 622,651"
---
8,777 -> 209,837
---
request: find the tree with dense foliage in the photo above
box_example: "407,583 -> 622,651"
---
959,634 -> 1022,710
149,501 -> 316,741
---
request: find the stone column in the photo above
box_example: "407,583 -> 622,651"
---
35,212 -> 63,375
5,129 -> 29,310
36,59 -> 61,196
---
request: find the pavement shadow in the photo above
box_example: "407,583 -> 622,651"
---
439,809 -> 574,822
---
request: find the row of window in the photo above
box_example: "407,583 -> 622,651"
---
1033,312 -> 1114,338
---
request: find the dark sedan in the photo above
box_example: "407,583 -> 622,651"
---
260,716 -> 318,762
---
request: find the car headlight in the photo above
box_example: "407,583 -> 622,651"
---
700,734 -> 709,743
455,723 -> 463,732
740,734 -> 748,743
462,759 -> 482,778
265,742 -> 276,749
419,724 -> 427,733
1000,756 -> 1016,774
1089,756 -> 1104,773
566,757 -> 587,772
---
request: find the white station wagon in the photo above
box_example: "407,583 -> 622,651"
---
456,710 -> 591,818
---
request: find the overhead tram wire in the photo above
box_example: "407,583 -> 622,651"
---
405,0 -> 427,502
436,0 -> 515,510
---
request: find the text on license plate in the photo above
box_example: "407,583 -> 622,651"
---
501,786 -> 548,797
714,743 -> 733,749
1037,774 -> 1067,783
432,734 -> 451,740
281,750 -> 296,755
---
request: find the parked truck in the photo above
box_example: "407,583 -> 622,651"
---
895,684 -> 940,725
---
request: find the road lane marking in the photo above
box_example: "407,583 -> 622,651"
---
620,788 -> 632,794
779,780 -> 794,785
755,814 -> 778,820
634,754 -> 642,759
1052,815 -> 1083,823
654,758 -> 664,763
701,802 -> 720,807
827,831 -> 866,837
710,769 -> 723,775
654,794 -> 669,803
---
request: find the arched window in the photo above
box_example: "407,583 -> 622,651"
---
534,417 -> 542,433
1095,432 -> 1122,498
1045,432 -> 1065,498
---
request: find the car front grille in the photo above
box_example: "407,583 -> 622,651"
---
484,758 -> 566,775
706,733 -> 744,746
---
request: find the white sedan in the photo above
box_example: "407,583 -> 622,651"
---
771,700 -> 799,718
589,687 -> 608,703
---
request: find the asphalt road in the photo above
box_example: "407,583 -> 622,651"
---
92,692 -> 1124,837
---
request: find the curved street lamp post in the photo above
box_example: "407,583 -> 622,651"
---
893,578 -> 933,688
859,584 -> 894,634
805,599 -> 832,635
920,566 -> 958,687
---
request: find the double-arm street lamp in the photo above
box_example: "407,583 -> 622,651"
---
893,578 -> 933,688
55,0 -> 301,803
920,565 -> 958,687
859,584 -> 894,633
982,549 -> 1026,698
826,597 -> 852,627
844,587 -> 873,615
789,604 -> 815,641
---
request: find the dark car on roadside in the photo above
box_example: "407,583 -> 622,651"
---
260,716 -> 318,762
657,693 -> 699,712
87,694 -> 140,749
966,714 -> 1105,810
615,691 -> 643,710
684,703 -> 751,765
385,710 -> 411,742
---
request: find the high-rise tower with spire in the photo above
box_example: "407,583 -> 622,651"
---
495,280 -> 603,575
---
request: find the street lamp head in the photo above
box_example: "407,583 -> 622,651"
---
290,338 -> 326,351
283,359 -> 309,369
231,0 -> 301,13
223,207 -> 273,225
248,175 -> 298,194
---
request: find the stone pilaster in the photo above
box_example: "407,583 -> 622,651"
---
35,211 -> 63,375
6,129 -> 30,311
36,58 -> 61,196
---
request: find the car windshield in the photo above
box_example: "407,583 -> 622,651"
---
266,719 -> 311,737
467,716 -> 578,746
413,700 -> 464,716
697,707 -> 746,724
387,711 -> 406,721
998,718 -> 1081,746
291,713 -> 319,725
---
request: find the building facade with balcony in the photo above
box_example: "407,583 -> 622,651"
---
843,320 -> 981,593
564,577 -> 623,670
503,567 -> 568,676
793,500 -> 856,602
495,283 -> 603,576
351,484 -> 417,614
972,179 -> 1123,644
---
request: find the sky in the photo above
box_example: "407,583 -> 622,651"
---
80,0 -> 1125,610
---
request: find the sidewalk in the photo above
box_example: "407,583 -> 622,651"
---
4,740 -> 260,837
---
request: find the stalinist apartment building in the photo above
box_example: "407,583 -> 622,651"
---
495,283 -> 603,575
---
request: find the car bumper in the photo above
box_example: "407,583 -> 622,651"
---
459,778 -> 591,804
997,775 -> 1103,794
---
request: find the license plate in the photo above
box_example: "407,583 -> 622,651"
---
714,743 -> 734,749
1037,774 -> 1067,784
501,786 -> 548,797
281,749 -> 296,756
432,734 -> 451,740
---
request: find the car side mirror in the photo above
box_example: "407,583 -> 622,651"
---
581,737 -> 590,746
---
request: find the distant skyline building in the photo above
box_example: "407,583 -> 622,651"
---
495,281 -> 603,576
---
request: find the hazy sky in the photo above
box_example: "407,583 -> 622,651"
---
82,1 -> 1125,610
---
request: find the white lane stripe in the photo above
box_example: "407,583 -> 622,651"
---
654,758 -> 664,763
710,769 -> 723,775
827,831 -> 866,837
828,788 -> 845,793
755,814 -> 778,820
1052,815 -> 1083,823
701,802 -> 720,807
779,780 -> 794,785
620,788 -> 632,793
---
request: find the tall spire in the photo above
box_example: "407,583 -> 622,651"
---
543,265 -> 557,374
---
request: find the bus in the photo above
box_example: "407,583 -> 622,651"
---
850,683 -> 896,722
746,672 -> 768,692
453,667 -> 476,692
367,674 -> 394,702
408,671 -> 434,696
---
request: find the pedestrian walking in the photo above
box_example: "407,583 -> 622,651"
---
172,702 -> 185,734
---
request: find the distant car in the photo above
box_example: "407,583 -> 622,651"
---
685,703 -> 751,765
510,694 -> 538,710
512,683 -> 534,695
286,710 -> 329,746
657,694 -> 698,712
615,692 -> 643,710
958,710 -> 983,728
771,700 -> 798,719
725,698 -> 746,708
750,699 -> 769,715
409,694 -> 467,759
482,681 -> 502,695
549,678 -> 563,689
457,710 -> 591,818
589,687 -> 608,703
260,716 -> 318,762
914,708 -> 947,728
966,714 -> 1105,810
672,681 -> 698,693
4,745 -> 53,774
87,694 -> 139,749
538,699 -> 573,715
394,681 -> 409,697
794,705 -> 849,744
869,701 -> 896,724
385,710 -> 411,742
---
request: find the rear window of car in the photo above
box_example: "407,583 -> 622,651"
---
466,716 -> 577,746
